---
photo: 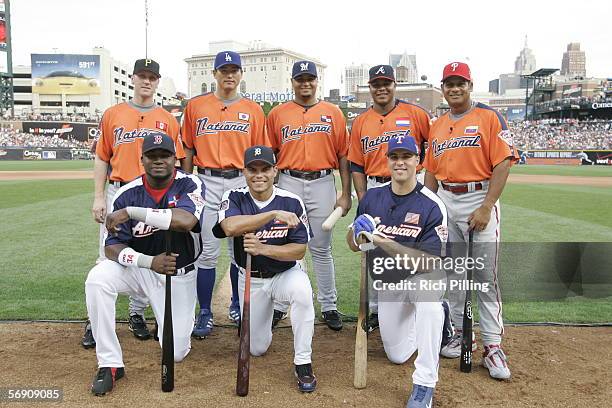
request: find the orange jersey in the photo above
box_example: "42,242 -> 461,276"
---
96,103 -> 184,182
348,100 -> 430,176
422,102 -> 519,183
181,93 -> 268,169
267,101 -> 348,170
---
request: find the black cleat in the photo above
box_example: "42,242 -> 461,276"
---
128,314 -> 151,341
321,310 -> 343,331
272,309 -> 288,329
295,363 -> 317,392
91,367 -> 124,396
81,321 -> 96,349
363,313 -> 379,333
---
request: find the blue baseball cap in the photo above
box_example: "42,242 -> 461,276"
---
369,64 -> 395,83
387,134 -> 418,156
142,132 -> 176,155
292,60 -> 317,79
214,51 -> 242,70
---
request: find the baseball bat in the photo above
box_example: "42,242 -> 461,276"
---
236,254 -> 251,397
161,230 -> 174,392
322,207 -> 343,232
353,252 -> 368,388
460,230 -> 475,373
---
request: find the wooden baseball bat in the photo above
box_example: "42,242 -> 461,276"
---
460,230 -> 474,373
161,230 -> 174,392
322,207 -> 343,232
353,252 -> 368,388
236,254 -> 251,396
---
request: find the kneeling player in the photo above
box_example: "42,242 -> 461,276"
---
213,146 -> 317,392
346,135 -> 450,408
85,133 -> 205,395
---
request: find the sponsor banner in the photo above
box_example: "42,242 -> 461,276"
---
562,84 -> 582,98
31,54 -> 101,95
22,121 -> 99,142
342,107 -> 368,129
518,150 -> 612,166
0,148 -> 76,160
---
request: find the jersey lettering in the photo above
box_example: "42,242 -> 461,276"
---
132,221 -> 159,237
195,117 -> 250,136
255,228 -> 290,241
376,223 -> 422,238
361,130 -> 408,154
431,135 -> 481,158
113,127 -> 161,146
280,123 -> 332,144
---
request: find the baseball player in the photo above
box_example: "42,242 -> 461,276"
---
423,61 -> 518,380
83,58 -> 185,348
181,51 -> 269,339
346,135 -> 449,408
267,60 -> 351,331
213,145 -> 317,392
86,132 -> 205,395
348,64 -> 431,331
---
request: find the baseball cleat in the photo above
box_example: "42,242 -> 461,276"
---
366,312 -> 379,333
321,310 -> 343,331
295,363 -> 317,392
406,384 -> 434,408
91,367 -> 124,396
81,321 -> 96,349
192,309 -> 213,339
272,309 -> 288,329
440,300 -> 453,348
440,330 -> 476,358
228,301 -> 241,325
128,314 -> 151,340
482,344 -> 511,380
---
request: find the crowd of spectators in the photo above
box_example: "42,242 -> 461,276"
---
510,119 -> 612,150
0,128 -> 93,149
2,112 -> 101,123
535,94 -> 612,113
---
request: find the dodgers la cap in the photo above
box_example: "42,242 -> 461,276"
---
442,61 -> 472,82
369,65 -> 395,83
292,60 -> 318,79
214,51 -> 242,70
244,145 -> 276,167
133,58 -> 161,78
142,132 -> 176,155
387,134 -> 419,156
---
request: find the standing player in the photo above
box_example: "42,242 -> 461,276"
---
346,135 -> 449,408
423,62 -> 518,380
83,58 -> 185,348
86,132 -> 205,395
267,60 -> 351,331
348,64 -> 431,330
213,146 -> 317,392
181,51 -> 268,339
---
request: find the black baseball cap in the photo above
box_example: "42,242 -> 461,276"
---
292,60 -> 318,79
369,64 -> 395,83
244,145 -> 276,167
142,132 -> 175,155
133,58 -> 161,78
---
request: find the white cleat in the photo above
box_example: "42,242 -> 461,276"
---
440,330 -> 476,358
482,344 -> 511,380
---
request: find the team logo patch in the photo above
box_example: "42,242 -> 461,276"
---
238,112 -> 250,121
300,212 -> 309,226
219,199 -> 229,211
396,118 -> 411,127
435,225 -> 448,242
497,129 -> 514,146
156,121 -> 168,131
300,62 -> 309,71
168,195 -> 179,208
320,115 -> 332,123
464,125 -> 479,135
375,66 -> 386,75
187,192 -> 206,208
404,212 -> 420,225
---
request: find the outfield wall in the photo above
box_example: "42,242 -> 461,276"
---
0,147 -> 92,160
518,150 -> 612,165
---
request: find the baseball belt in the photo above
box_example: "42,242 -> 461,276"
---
175,263 -> 195,276
238,267 -> 277,279
367,175 -> 391,183
440,181 -> 486,194
108,180 -> 127,187
197,167 -> 242,179
282,169 -> 333,181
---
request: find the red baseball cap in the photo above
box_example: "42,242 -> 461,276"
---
442,62 -> 472,82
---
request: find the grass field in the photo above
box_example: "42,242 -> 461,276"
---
1,161 -> 610,323
0,160 -> 94,171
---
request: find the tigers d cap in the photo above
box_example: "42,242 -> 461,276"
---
244,145 -> 276,167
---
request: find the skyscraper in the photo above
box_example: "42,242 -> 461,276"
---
514,35 -> 536,75
561,42 -> 586,78
344,64 -> 370,96
389,52 -> 418,83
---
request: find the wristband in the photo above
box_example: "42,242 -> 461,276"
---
118,247 -> 154,269
126,207 -> 172,230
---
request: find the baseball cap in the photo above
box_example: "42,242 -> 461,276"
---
369,65 -> 395,83
292,60 -> 317,79
142,132 -> 176,155
214,51 -> 242,70
133,58 -> 161,78
244,145 -> 276,167
387,134 -> 419,156
442,62 -> 472,82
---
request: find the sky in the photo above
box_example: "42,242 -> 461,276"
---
9,0 -> 612,95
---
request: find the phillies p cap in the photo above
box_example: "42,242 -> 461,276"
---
442,62 -> 472,82
133,58 -> 161,78
369,65 -> 395,83
142,132 -> 175,155
244,145 -> 276,167
387,134 -> 419,156
292,60 -> 318,79
214,51 -> 242,70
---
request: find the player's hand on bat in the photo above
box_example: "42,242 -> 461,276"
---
273,210 -> 300,228
335,193 -> 352,216
468,205 -> 491,232
105,208 -> 130,235
92,196 -> 107,224
243,233 -> 266,256
151,253 -> 178,275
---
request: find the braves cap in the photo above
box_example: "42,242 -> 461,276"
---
442,62 -> 472,82
244,145 -> 276,167
214,51 -> 242,70
292,60 -> 318,79
369,65 -> 395,83
133,58 -> 161,78
142,132 -> 176,155
387,134 -> 419,156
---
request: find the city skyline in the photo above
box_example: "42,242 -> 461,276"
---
8,0 -> 612,95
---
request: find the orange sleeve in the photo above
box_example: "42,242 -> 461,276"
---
181,102 -> 194,149
251,104 -> 270,147
348,116 -> 364,166
266,108 -> 280,152
488,112 -> 519,168
95,111 -> 112,162
168,116 -> 185,159
334,108 -> 349,158
416,108 -> 431,144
